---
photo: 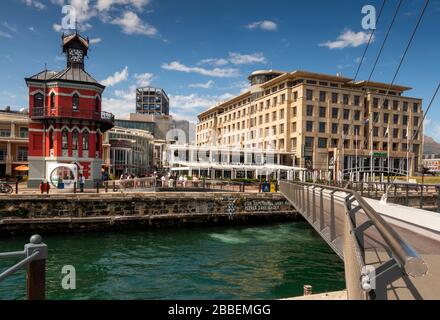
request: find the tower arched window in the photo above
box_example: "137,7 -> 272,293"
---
50,93 -> 55,110
34,93 -> 44,109
73,93 -> 79,110
62,129 -> 69,149
72,129 -> 79,150
82,131 -> 89,150
49,129 -> 54,150
96,133 -> 101,154
95,96 -> 100,111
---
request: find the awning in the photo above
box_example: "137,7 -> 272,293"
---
14,165 -> 29,172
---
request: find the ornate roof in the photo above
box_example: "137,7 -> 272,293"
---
26,67 -> 105,89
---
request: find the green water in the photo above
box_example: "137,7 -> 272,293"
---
0,223 -> 345,300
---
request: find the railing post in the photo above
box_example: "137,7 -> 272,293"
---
319,188 -> 324,231
406,184 -> 409,206
306,186 -> 310,218
420,185 -> 424,209
312,187 -> 317,223
113,181 -> 116,192
105,181 -> 108,193
96,182 -> 100,194
437,186 -> 440,213
25,235 -> 47,300
73,182 -> 77,194
330,191 -> 336,241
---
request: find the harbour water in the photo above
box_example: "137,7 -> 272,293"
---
0,222 -> 345,300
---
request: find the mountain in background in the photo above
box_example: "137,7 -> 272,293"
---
424,135 -> 440,154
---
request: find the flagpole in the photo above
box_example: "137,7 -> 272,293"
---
355,128 -> 358,174
407,125 -> 410,182
387,124 -> 390,177
370,114 -> 373,182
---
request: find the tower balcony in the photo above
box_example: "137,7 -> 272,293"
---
31,107 -> 115,129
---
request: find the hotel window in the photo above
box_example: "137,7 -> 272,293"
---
319,122 -> 326,133
305,137 -> 314,148
318,138 -> 327,149
343,109 -> 350,120
17,146 -> 28,162
319,107 -> 326,118
354,110 -> 360,121
393,128 -> 399,139
414,116 -> 419,126
306,121 -> 313,132
343,94 -> 349,105
0,129 -> 11,137
19,127 -> 28,138
393,100 -> 399,110
402,129 -> 407,139
306,89 -> 313,101
354,125 -> 360,135
413,103 -> 419,113
332,92 -> 338,103
293,91 -> 298,101
265,114 -> 269,123
383,127 -> 388,136
272,126 -> 277,135
403,115 -> 408,125
293,107 -> 297,117
62,129 -> 68,149
72,93 -> 79,110
306,105 -> 313,117
332,123 -> 338,134
393,114 -> 399,125
383,113 -> 389,123
49,130 -> 54,150
383,99 -> 389,109
280,124 -> 285,134
266,100 -> 270,108
354,96 -> 360,106
344,140 -> 350,149
281,94 -> 286,104
373,98 -> 379,108
280,109 -> 285,119
259,115 -> 263,125
392,143 -> 398,151
291,138 -> 297,150
272,112 -> 277,121
292,122 -> 297,132
373,127 -> 379,137
319,91 -> 326,102
343,124 -> 349,135
403,102 -> 408,112
273,97 -> 278,106
331,139 -> 338,148
332,108 -> 338,119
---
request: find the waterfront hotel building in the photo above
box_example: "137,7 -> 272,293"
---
196,70 -> 423,177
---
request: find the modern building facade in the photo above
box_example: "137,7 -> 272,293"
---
0,108 -> 29,178
25,32 -> 114,188
102,126 -> 154,178
196,70 -> 424,177
136,86 -> 170,115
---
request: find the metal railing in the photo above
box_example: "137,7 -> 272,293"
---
103,178 -> 249,193
31,107 -> 114,124
0,235 -> 47,300
280,181 -> 427,300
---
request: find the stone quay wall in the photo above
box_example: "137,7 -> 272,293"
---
0,192 -> 298,235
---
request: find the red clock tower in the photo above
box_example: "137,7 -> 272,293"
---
25,32 -> 114,188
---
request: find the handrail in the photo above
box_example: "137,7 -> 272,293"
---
289,181 -> 427,278
0,251 -> 40,282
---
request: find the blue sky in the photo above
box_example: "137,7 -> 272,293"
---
0,0 -> 439,136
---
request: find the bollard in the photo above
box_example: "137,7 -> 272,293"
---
113,181 -> 116,192
25,235 -> 47,300
15,180 -> 19,194
73,182 -> 76,194
96,182 -> 100,194
303,285 -> 313,296
105,181 -> 108,193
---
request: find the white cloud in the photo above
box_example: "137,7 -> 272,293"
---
197,58 -> 229,66
29,26 -> 36,32
245,20 -> 278,31
320,29 -> 373,49
96,0 -> 150,12
134,72 -> 154,87
101,66 -> 129,87
228,52 -> 266,65
189,80 -> 215,89
2,22 -> 17,33
0,31 -> 13,39
90,38 -> 102,44
111,11 -> 158,37
162,61 -> 240,78
22,0 -> 46,10
169,93 -> 235,113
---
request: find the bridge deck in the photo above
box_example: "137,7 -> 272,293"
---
281,183 -> 440,300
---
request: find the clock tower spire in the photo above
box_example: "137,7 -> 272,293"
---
61,32 -> 89,70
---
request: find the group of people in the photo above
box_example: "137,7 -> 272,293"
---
160,174 -> 202,188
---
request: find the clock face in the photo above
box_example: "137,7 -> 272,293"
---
69,49 -> 83,63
